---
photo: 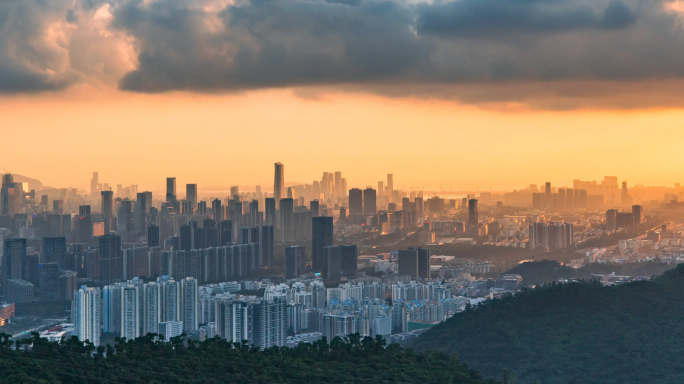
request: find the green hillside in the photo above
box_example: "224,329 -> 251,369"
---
412,264 -> 684,384
0,333 -> 498,384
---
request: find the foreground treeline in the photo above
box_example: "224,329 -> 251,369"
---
0,333 -> 498,384
412,264 -> 684,384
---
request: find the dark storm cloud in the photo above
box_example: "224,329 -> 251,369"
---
0,0 -> 77,93
111,0 -> 684,95
4,0 -> 684,109
115,0 -> 432,92
416,0 -> 636,38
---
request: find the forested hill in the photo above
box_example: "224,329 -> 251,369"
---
504,259 -> 675,287
0,333 -> 498,384
411,264 -> 684,384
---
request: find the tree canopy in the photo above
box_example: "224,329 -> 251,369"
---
0,332 -> 498,384
412,263 -> 684,384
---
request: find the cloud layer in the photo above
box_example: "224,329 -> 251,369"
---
2,0 -> 684,107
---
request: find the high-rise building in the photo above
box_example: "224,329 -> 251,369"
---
274,163 -> 284,209
285,246 -> 305,279
90,172 -> 99,196
340,245 -> 358,278
39,262 -> 60,301
166,178 -> 176,202
312,216 -> 333,274
53,200 -> 64,214
0,173 -> 21,216
147,225 -> 160,248
181,277 -> 198,333
310,200 -> 320,218
101,190 -> 114,218
334,172 -> 342,197
121,283 -> 141,340
387,174 -> 394,201
468,199 -> 478,228
632,205 -> 642,228
99,234 -> 123,287
397,248 -> 431,279
186,184 -> 197,212
43,237 -> 67,266
349,189 -> 363,217
73,286 -> 102,346
324,246 -> 341,281
212,199 -> 223,222
279,198 -> 294,242
160,278 -> 181,323
606,209 -> 618,231
3,238 -> 26,296
253,298 -> 286,349
7,279 -> 33,303
363,188 -> 377,215
265,198 -> 276,226
258,225 -> 274,267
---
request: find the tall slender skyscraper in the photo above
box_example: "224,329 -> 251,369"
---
280,198 -> 294,242
334,172 -> 342,197
73,286 -> 102,346
468,199 -> 478,227
387,174 -> 394,200
101,190 -> 113,218
274,163 -> 284,209
186,184 -> 197,211
166,178 -> 176,201
349,189 -> 363,217
212,199 -> 223,222
90,172 -> 99,196
265,198 -> 276,226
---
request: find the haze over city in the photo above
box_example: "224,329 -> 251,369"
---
3,0 -> 684,383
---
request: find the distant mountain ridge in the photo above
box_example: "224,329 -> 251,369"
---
411,264 -> 684,384
5,174 -> 43,191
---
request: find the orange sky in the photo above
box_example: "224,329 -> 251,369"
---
2,85 -> 684,192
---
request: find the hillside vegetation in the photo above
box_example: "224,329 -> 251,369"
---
0,333 -> 498,384
412,264 -> 684,384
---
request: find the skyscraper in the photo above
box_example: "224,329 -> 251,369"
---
349,189 -> 363,217
212,199 -> 223,222
181,277 -> 198,333
166,177 -> 176,201
265,198 -> 276,226
397,249 -> 419,279
143,282 -> 160,336
312,216 -> 334,274
147,225 -> 160,248
3,238 -> 26,295
186,184 -> 197,211
363,188 -> 377,215
632,205 -> 642,228
73,286 -> 102,346
334,172 -> 342,197
285,246 -> 305,279
310,200 -> 320,217
340,245 -> 358,278
606,209 -> 618,231
43,237 -> 67,265
274,163 -> 284,209
468,199 -> 478,227
324,246 -> 341,281
280,198 -> 294,242
99,234 -> 123,287
90,172 -> 99,196
387,174 -> 394,200
101,190 -> 113,218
